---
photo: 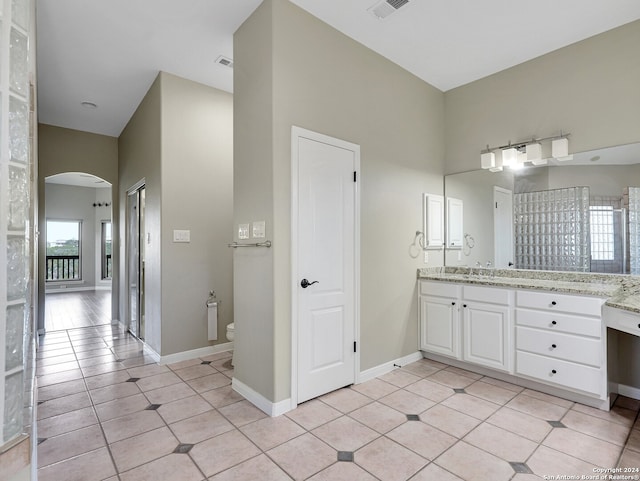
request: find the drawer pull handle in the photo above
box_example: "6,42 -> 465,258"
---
551,369 -> 557,375
452,302 -> 456,306
551,344 -> 557,349
637,323 -> 640,329
463,304 -> 467,308
551,301 -> 557,306
551,320 -> 557,325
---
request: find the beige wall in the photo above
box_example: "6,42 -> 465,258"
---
234,0 -> 445,403
233,1 -> 276,400
118,72 -> 234,356
444,20 -> 640,175
37,124 -> 118,331
160,73 -> 234,355
118,76 -> 163,352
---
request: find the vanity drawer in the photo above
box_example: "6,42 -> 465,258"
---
516,351 -> 602,396
515,308 -> 601,338
516,290 -> 603,317
420,281 -> 459,299
604,306 -> 640,337
463,285 -> 510,305
516,326 -> 601,367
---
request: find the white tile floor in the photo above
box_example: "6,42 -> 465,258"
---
35,325 -> 640,480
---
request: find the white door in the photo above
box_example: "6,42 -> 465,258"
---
293,127 -> 359,404
494,187 -> 513,268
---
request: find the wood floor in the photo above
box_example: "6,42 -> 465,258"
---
45,290 -> 112,331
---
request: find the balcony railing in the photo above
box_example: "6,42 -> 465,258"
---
102,254 -> 112,280
46,255 -> 80,281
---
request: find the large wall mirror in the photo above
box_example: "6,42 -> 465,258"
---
444,142 -> 640,274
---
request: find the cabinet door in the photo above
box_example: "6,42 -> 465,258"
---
463,302 -> 510,371
420,296 -> 459,358
423,193 -> 445,249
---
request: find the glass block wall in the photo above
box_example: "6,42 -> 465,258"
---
514,187 -> 590,272
629,187 -> 640,275
0,0 -> 33,447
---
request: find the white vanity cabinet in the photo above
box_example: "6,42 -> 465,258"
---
514,290 -> 606,397
461,285 -> 512,372
419,281 -> 461,358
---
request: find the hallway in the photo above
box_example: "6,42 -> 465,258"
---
44,290 -> 111,331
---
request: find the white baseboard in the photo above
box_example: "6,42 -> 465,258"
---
232,377 -> 292,417
45,286 -> 94,294
358,351 -> 423,384
613,383 -> 640,401
157,342 -> 234,365
142,343 -> 161,363
95,285 -> 112,291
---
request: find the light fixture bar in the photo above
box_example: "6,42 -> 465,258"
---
481,132 -> 570,155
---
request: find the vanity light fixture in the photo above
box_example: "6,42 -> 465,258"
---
502,146 -> 517,167
480,148 -> 495,169
552,137 -> 569,160
480,132 -> 570,171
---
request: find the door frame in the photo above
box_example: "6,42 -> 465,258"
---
126,179 -> 145,339
290,126 -> 361,410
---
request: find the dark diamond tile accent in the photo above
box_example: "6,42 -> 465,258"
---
114,359 -> 123,362
126,377 -> 140,383
173,443 -> 194,454
547,420 -> 566,428
145,404 -> 162,411
201,361 -> 212,365
37,437 -> 47,445
37,401 -> 45,405
509,462 -> 533,474
337,451 -> 354,462
453,388 -> 466,394
406,414 -> 420,421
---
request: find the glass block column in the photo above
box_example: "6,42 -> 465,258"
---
514,186 -> 590,272
0,0 -> 33,448
629,187 -> 640,275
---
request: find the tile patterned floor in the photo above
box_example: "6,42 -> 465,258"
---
36,325 -> 640,480
45,290 -> 112,331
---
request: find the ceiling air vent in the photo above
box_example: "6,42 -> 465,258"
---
368,0 -> 410,20
215,55 -> 234,69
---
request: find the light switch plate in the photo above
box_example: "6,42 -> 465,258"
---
252,221 -> 266,238
238,223 -> 250,240
173,229 -> 190,243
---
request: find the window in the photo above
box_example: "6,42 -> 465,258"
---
101,221 -> 112,280
46,220 -> 82,281
589,206 -> 614,261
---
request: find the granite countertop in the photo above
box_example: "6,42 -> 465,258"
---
417,267 -> 640,314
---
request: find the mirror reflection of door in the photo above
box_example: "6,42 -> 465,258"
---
494,186 -> 513,268
127,184 -> 145,340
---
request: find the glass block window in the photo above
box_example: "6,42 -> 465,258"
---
590,206 -> 615,261
1,0 -> 33,449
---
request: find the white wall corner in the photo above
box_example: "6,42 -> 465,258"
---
358,351 -> 423,384
156,342 -> 233,365
232,378 -> 292,417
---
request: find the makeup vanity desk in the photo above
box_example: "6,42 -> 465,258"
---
417,267 -> 640,411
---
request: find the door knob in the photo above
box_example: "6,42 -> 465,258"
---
300,278 -> 319,288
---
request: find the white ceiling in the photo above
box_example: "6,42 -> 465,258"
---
36,0 -> 640,138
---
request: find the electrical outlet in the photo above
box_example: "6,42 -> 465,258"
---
173,229 -> 191,243
423,251 -> 429,263
252,221 -> 265,238
238,223 -> 249,240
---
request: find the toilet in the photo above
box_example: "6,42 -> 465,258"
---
226,322 -> 234,366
